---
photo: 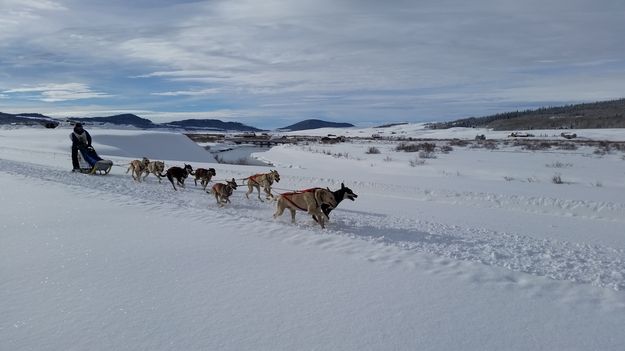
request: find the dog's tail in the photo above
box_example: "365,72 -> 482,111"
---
126,164 -> 132,174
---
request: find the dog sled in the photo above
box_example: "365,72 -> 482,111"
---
75,146 -> 113,175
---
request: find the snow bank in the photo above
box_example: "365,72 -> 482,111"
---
0,127 -> 214,165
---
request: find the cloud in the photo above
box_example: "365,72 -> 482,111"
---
3,83 -> 112,102
1,0 -> 624,126
151,88 -> 220,96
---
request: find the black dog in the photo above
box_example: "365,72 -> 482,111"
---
160,164 -> 194,191
313,183 -> 358,222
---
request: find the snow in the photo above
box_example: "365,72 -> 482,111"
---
1,125 -> 625,350
283,123 -> 625,141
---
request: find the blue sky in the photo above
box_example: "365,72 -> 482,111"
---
1,0 -> 624,128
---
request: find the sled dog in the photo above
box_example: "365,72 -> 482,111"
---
143,161 -> 165,183
160,164 -> 194,191
312,183 -> 358,222
193,168 -> 217,190
126,157 -> 150,182
211,178 -> 237,207
245,170 -> 280,201
273,188 -> 337,229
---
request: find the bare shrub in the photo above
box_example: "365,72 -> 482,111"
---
396,142 -> 436,153
396,142 -> 420,152
366,146 -> 381,154
419,150 -> 436,159
409,158 -> 426,167
546,161 -> 573,168
558,143 -> 578,151
612,143 -> 625,152
483,141 -> 498,150
440,145 -> 453,153
470,141 -> 498,150
552,173 -> 563,184
421,142 -> 436,153
523,141 -> 554,151
449,139 -> 470,147
383,156 -> 393,162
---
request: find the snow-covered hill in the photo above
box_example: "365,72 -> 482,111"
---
1,126 -> 624,350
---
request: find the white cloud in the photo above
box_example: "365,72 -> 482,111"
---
151,88 -> 220,96
1,0 -> 624,124
3,83 -> 112,102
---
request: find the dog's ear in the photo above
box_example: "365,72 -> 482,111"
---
341,182 -> 345,189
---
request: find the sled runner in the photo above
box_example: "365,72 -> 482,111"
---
76,146 -> 113,175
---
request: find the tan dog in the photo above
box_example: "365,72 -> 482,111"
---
211,178 -> 237,207
193,167 -> 217,190
273,188 -> 337,228
245,169 -> 280,202
143,161 -> 165,183
126,157 -> 150,182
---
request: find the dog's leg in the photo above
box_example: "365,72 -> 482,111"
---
273,200 -> 285,219
256,185 -> 263,202
264,186 -> 273,200
167,174 -> 177,191
289,208 -> 296,223
245,185 -> 253,199
214,192 -> 220,205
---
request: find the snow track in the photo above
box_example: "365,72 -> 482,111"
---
2,158 -> 624,291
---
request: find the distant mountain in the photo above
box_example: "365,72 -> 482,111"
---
2,111 -> 261,131
71,114 -> 157,129
164,119 -> 262,132
427,98 -> 625,130
279,119 -> 354,131
0,112 -> 59,127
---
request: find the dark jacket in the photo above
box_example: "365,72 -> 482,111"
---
71,130 -> 92,148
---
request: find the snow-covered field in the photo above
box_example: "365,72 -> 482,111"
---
2,126 -> 625,350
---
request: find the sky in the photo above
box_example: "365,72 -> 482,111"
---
1,0 -> 624,128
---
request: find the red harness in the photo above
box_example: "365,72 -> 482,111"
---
281,188 -> 319,211
248,173 -> 263,184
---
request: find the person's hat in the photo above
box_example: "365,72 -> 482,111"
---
74,123 -> 83,128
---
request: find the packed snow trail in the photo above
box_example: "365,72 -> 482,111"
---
2,158 -> 624,291
4,172 -> 625,351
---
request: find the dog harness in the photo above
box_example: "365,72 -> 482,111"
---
281,188 -> 319,211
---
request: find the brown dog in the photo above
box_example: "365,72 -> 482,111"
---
211,178 -> 237,207
143,161 -> 165,183
126,157 -> 150,182
273,188 -> 337,228
160,164 -> 193,191
193,167 -> 217,190
245,169 -> 280,202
